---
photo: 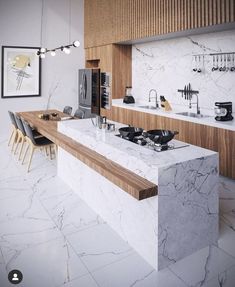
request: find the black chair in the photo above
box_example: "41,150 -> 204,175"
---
21,119 -> 55,172
14,115 -> 42,160
63,106 -> 73,115
74,109 -> 85,119
8,111 -> 19,152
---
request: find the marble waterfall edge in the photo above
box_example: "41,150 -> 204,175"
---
158,154 -> 219,270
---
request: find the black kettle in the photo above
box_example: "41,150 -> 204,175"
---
123,86 -> 135,104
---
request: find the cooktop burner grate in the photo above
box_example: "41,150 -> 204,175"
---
115,134 -> 189,152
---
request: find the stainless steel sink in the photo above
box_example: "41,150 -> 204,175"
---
175,112 -> 209,118
138,105 -> 158,110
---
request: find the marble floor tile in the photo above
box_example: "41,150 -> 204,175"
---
4,237 -> 89,287
92,252 -> 187,287
168,245 -> 235,287
219,217 -> 235,258
60,273 -> 99,287
205,264 -> 235,287
0,247 -> 4,264
219,176 -> 235,214
0,264 -> 11,287
21,159 -> 57,188
41,190 -> 104,236
1,136 -> 235,287
34,176 -> 73,200
0,192 -> 47,223
0,212 -> 62,268
67,223 -> 133,272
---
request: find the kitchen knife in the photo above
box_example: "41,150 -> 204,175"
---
188,83 -> 191,100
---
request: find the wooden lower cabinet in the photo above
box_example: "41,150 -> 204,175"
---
111,106 -> 235,179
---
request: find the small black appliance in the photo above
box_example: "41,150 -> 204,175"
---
123,86 -> 135,104
214,102 -> 233,121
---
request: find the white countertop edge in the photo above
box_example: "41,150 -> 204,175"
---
58,119 -> 217,185
112,99 -> 235,131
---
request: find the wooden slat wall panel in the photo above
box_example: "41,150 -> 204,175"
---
85,0 -> 235,48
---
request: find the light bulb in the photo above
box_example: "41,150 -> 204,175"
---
64,47 -> 71,54
51,50 -> 56,56
40,53 -> 46,58
40,47 -> 46,53
73,40 -> 80,47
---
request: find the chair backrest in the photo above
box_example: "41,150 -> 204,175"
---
14,115 -> 26,136
74,109 -> 85,119
21,119 -> 36,145
8,111 -> 18,128
63,106 -> 73,115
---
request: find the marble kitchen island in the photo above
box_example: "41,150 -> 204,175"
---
57,119 -> 218,271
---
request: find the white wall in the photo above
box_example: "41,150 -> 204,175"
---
132,30 -> 235,114
0,0 -> 84,137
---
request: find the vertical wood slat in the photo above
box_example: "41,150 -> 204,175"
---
198,0 -> 201,27
84,0 -> 235,49
230,0 -> 235,22
212,0 -> 220,25
158,0 -> 161,35
221,0 -> 226,23
177,0 -> 180,31
201,0 -> 205,27
225,0 -> 230,22
190,0 -> 194,29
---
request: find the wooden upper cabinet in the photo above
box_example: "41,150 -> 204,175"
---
84,0 -> 235,48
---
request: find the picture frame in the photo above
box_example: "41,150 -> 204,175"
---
1,46 -> 41,98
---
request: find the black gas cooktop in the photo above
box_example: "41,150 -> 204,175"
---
115,134 -> 189,152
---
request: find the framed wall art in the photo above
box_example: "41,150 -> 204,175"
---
1,46 -> 41,98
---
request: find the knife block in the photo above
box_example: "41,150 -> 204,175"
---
161,100 -> 172,111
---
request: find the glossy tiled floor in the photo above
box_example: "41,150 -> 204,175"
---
0,136 -> 235,287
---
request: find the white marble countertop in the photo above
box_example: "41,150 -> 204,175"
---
58,119 -> 216,185
112,99 -> 235,131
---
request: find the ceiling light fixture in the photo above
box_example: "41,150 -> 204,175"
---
37,0 -> 80,59
37,40 -> 80,58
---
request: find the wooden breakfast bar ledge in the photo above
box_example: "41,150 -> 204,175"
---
18,110 -> 157,200
19,111 -> 219,271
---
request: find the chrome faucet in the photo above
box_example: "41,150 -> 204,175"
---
148,89 -> 159,108
189,93 -> 200,114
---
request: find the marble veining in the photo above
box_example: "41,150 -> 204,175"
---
158,155 -> 218,270
58,119 -> 216,185
132,29 -> 235,112
0,136 -> 235,286
58,120 -> 219,271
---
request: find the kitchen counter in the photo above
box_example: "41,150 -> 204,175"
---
112,99 -> 235,131
58,119 -> 216,186
57,119 -> 218,271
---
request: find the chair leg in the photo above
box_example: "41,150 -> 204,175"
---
14,134 -> 22,155
18,138 -> 25,161
11,131 -> 18,152
22,143 -> 29,165
27,144 -> 34,172
49,145 -> 53,160
8,128 -> 14,146
45,146 -> 49,157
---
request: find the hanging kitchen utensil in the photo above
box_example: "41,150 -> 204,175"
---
197,56 -> 201,73
193,55 -> 197,72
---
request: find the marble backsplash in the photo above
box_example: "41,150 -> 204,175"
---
132,29 -> 235,112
